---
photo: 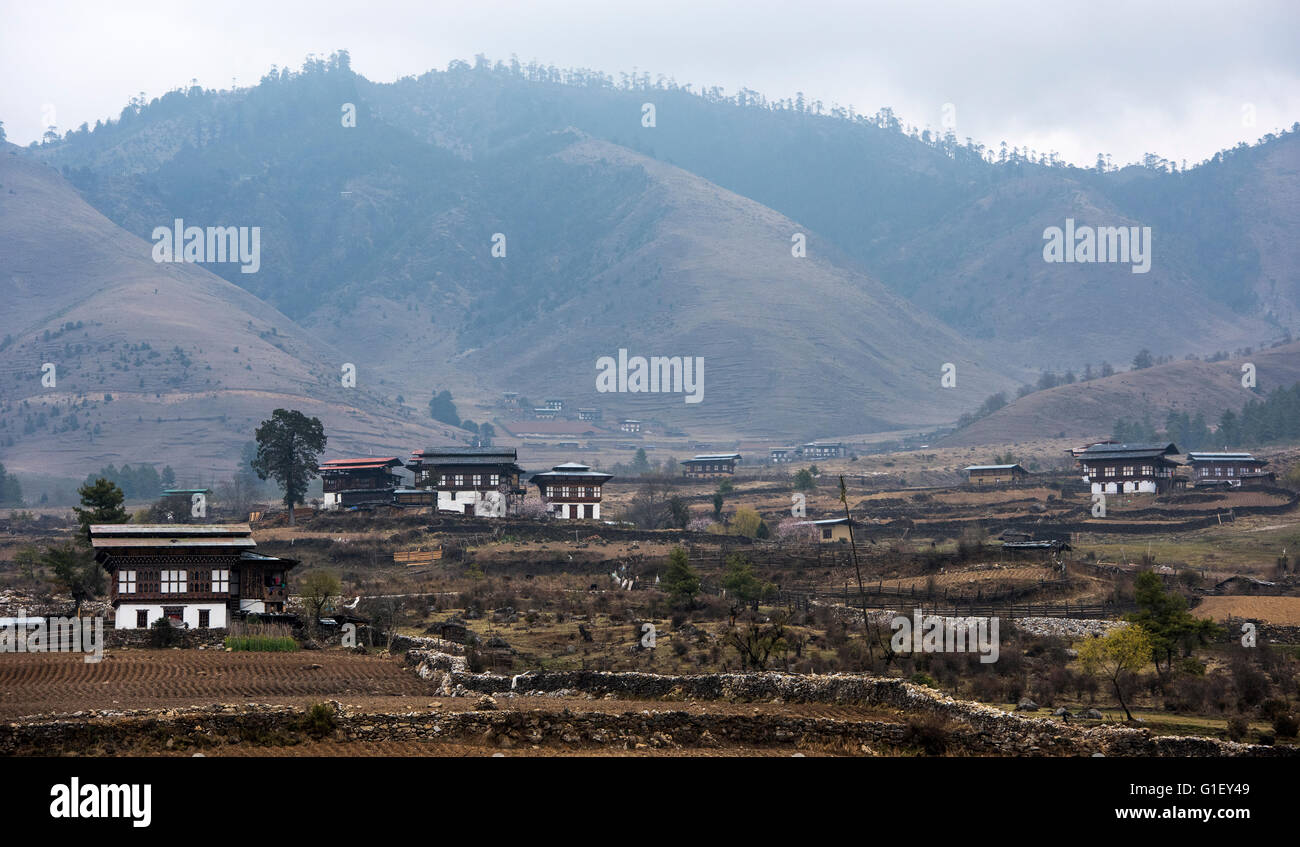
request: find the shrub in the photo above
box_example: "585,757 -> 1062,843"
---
1226,716 -> 1250,741
903,715 -> 952,755
299,702 -> 337,739
1272,712 -> 1299,739
149,617 -> 182,648
1259,698 -> 1290,721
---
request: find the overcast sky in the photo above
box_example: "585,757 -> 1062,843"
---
3,0 -> 1298,167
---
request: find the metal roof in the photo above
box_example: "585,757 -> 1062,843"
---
531,466 -> 614,481
240,551 -> 296,564
409,456 -> 523,468
90,523 -> 256,550
684,453 -> 741,462
1187,452 -> 1264,463
964,464 -> 1026,471
92,537 -> 255,548
320,457 -> 402,469
1078,442 -> 1179,458
89,524 -> 251,535
412,447 -> 518,457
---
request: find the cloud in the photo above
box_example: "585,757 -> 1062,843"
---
2,0 -> 1297,166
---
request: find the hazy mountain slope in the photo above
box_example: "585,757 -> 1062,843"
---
24,58 -> 1297,440
365,63 -> 1300,363
869,170 -> 1280,368
449,136 -> 1013,437
27,64 -> 1020,439
0,145 -> 458,479
940,342 -> 1300,447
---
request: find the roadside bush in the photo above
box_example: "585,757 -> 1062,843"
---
1272,712 -> 1299,739
1226,716 -> 1249,741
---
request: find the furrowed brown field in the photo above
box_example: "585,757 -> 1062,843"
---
0,651 -> 435,720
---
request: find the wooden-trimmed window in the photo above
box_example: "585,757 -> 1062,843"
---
161,569 -> 187,594
212,569 -> 230,593
118,570 -> 137,594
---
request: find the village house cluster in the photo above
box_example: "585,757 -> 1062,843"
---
769,442 -> 847,463
961,442 -> 1274,492
321,448 -> 749,513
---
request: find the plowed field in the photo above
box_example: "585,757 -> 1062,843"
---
0,650 -> 436,719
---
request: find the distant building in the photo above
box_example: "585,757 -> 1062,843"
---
319,457 -> 404,510
682,453 -> 741,479
619,419 -> 642,433
770,447 -> 797,463
963,464 -> 1030,485
801,442 -> 846,459
90,524 -> 296,629
531,462 -> 614,520
577,407 -> 602,421
1186,452 -> 1273,487
1076,442 -> 1181,494
796,517 -> 859,543
543,399 -> 565,411
533,408 -> 558,420
407,447 -> 525,516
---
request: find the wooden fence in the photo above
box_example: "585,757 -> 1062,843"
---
393,549 -> 442,565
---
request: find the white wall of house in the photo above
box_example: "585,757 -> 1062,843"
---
1091,480 -> 1156,494
323,492 -> 342,510
436,489 -> 506,516
548,501 -> 600,519
115,603 -> 228,630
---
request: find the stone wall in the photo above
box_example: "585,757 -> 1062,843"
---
4,670 -> 1296,757
2,693 -> 1293,757
432,669 -> 1297,757
104,627 -> 227,649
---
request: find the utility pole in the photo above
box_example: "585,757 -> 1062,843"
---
840,475 -> 873,661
